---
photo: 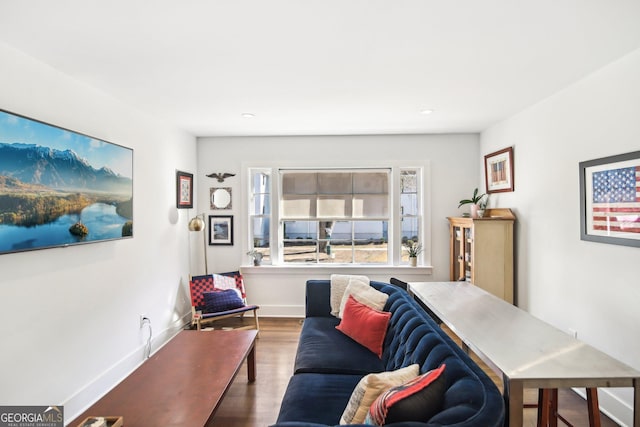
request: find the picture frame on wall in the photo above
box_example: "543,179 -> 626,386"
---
176,171 -> 193,209
209,215 -> 233,245
579,150 -> 640,247
484,147 -> 514,193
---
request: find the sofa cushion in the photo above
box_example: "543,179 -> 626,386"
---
338,278 -> 389,318
330,274 -> 369,317
276,373 -> 363,425
294,317 -> 384,375
340,364 -> 419,425
336,295 -> 391,358
366,364 -> 446,426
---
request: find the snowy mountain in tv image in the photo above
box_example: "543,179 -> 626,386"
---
0,142 -> 131,194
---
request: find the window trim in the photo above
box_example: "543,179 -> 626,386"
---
244,161 -> 431,268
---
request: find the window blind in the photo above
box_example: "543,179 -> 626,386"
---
280,170 -> 389,219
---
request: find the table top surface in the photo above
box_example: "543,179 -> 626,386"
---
409,281 -> 639,383
68,329 -> 258,427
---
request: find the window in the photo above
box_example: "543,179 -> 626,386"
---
248,166 -> 422,266
249,169 -> 271,264
400,169 -> 420,263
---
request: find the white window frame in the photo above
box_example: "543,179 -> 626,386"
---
245,163 -> 429,267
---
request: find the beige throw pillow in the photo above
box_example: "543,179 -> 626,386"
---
330,274 -> 369,317
338,278 -> 388,318
340,364 -> 420,424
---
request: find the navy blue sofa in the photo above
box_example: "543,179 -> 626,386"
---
272,280 -> 505,427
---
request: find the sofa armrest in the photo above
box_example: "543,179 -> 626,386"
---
305,280 -> 333,317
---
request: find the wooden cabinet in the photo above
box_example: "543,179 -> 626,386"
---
448,208 -> 515,303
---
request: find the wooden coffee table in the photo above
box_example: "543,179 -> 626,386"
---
68,329 -> 257,427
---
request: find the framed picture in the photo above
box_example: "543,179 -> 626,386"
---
176,171 -> 193,209
0,109 -> 133,255
579,150 -> 640,247
210,187 -> 232,209
209,215 -> 233,245
484,147 -> 514,193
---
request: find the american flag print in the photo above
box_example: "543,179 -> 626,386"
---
590,165 -> 640,235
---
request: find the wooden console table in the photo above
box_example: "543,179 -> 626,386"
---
68,330 -> 257,427
408,281 -> 640,427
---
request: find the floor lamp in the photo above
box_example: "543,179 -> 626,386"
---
188,213 -> 208,275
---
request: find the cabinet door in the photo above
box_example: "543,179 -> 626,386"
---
450,224 -> 472,281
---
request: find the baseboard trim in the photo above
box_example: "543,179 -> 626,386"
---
255,304 -> 305,317
63,312 -> 191,423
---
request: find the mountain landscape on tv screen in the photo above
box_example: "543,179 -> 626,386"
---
0,141 -> 133,253
0,142 -> 131,193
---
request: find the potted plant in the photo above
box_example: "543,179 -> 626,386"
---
458,188 -> 486,219
477,196 -> 489,218
247,250 -> 264,266
402,240 -> 423,267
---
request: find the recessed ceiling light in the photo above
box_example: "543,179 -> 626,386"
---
420,109 -> 434,115
241,113 -> 255,118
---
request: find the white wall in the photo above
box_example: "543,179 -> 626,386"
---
0,42 -> 197,423
481,48 -> 640,426
196,134 -> 479,316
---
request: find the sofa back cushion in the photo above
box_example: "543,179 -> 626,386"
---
305,279 -> 390,318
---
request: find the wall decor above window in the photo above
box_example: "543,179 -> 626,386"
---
210,187 -> 232,210
0,109 -> 134,255
579,150 -> 640,247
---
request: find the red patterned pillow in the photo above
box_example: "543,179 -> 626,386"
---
366,364 -> 446,425
336,294 -> 391,358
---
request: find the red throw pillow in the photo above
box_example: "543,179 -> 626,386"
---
336,294 -> 391,358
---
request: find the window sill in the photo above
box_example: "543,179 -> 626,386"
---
240,264 -> 433,276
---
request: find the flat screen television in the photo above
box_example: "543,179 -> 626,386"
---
0,109 -> 133,255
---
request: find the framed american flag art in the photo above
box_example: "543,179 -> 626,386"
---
579,150 -> 640,247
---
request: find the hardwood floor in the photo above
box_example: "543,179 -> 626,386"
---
207,318 -> 301,427
207,318 -> 620,427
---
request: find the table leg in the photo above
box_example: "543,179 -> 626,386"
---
549,389 -> 558,427
633,379 -> 639,427
537,389 -> 551,427
505,376 -> 524,427
247,344 -> 256,382
586,388 -> 601,427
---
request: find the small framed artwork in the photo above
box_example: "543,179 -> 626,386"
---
579,150 -> 640,247
176,171 -> 193,209
484,147 -> 514,193
210,187 -> 232,209
209,215 -> 234,245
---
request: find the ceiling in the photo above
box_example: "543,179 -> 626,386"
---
1,1 -> 640,137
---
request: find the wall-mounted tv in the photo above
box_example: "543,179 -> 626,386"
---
0,109 -> 133,255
